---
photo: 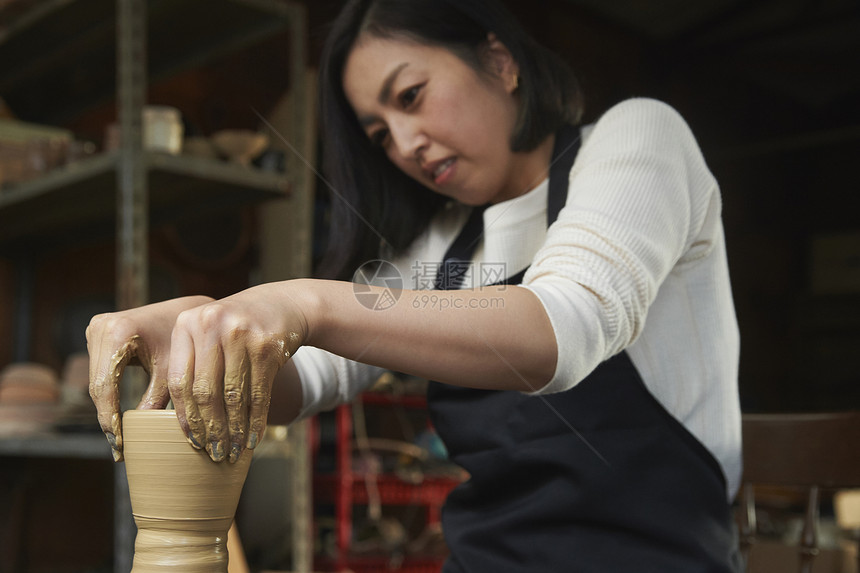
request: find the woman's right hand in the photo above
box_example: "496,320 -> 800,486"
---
87,295 -> 213,462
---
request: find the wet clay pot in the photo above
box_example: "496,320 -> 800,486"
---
123,409 -> 252,572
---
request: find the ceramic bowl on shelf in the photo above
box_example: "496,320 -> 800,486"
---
58,352 -> 96,418
211,130 -> 269,166
0,361 -> 57,382
0,403 -> 57,436
0,362 -> 59,404
60,352 -> 90,392
0,362 -> 60,435
0,385 -> 58,404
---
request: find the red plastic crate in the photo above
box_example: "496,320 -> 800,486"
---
315,554 -> 445,573
315,473 -> 460,507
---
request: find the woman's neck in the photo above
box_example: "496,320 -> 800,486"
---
493,134 -> 557,204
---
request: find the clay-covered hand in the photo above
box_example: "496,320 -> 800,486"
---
87,295 -> 214,462
166,283 -> 306,463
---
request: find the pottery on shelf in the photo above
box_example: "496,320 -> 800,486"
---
143,106 -> 183,154
0,362 -> 60,436
0,403 -> 57,436
123,409 -> 253,572
61,352 -> 90,392
0,362 -> 59,403
55,353 -> 98,430
210,130 -> 269,166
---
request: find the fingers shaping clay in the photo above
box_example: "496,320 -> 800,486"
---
123,409 -> 253,572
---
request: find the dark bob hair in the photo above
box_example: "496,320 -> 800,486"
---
316,0 -> 583,280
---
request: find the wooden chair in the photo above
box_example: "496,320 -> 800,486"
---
739,412 -> 860,572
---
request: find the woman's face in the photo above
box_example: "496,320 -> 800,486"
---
343,34 -> 535,205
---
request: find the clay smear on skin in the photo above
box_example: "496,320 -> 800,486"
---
242,332 -> 302,450
196,345 -> 228,462
253,331 -> 302,364
224,350 -> 250,462
93,335 -> 141,461
123,409 -> 252,572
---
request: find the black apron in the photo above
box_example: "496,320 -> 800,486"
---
427,125 -> 740,572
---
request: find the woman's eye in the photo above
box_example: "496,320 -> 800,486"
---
399,85 -> 422,107
370,129 -> 390,147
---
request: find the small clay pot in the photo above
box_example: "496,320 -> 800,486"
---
0,362 -> 59,403
0,385 -> 59,403
0,362 -> 58,388
123,409 -> 253,572
210,130 -> 269,166
60,353 -> 90,392
0,403 -> 56,436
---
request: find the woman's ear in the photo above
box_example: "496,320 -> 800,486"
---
484,33 -> 519,94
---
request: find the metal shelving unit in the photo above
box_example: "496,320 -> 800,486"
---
0,0 -> 301,125
0,150 -> 290,250
0,0 -> 312,571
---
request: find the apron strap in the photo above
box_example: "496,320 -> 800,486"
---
434,125 -> 581,291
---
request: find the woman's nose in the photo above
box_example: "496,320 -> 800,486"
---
389,119 -> 428,160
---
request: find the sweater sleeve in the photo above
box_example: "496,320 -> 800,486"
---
290,346 -> 385,420
522,98 -> 720,394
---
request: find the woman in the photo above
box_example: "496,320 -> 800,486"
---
87,0 -> 742,570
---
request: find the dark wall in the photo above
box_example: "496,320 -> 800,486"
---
301,0 -> 860,412
1,0 -> 857,412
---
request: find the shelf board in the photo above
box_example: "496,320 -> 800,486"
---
0,0 -> 295,124
0,151 -> 290,250
0,432 -> 111,459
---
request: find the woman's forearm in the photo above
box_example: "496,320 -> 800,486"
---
288,278 -> 557,392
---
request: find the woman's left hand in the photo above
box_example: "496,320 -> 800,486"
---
166,283 -> 307,463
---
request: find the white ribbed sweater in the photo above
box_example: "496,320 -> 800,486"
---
292,98 -> 742,499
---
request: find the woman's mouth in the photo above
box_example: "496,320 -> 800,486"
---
432,158 -> 456,185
